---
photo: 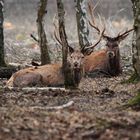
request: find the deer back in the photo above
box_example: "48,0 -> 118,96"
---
84,49 -> 106,72
6,63 -> 64,87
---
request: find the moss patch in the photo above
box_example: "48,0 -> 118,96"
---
127,91 -> 140,107
121,72 -> 140,84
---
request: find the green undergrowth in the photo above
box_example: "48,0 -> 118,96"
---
121,72 -> 140,84
127,90 -> 140,107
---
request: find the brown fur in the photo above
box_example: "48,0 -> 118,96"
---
6,27 -> 105,87
6,64 -> 64,87
83,28 -> 133,77
6,50 -> 86,88
84,48 -> 121,77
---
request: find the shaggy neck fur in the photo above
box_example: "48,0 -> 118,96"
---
64,62 -> 83,88
107,50 -> 122,76
73,68 -> 83,86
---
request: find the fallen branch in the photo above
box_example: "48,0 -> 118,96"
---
29,100 -> 74,110
5,86 -> 69,92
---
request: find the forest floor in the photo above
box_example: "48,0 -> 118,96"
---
1,19 -> 140,140
0,73 -> 140,140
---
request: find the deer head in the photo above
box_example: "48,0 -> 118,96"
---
103,29 -> 134,59
53,21 -> 105,71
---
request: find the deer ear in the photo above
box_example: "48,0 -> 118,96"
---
68,45 -> 74,54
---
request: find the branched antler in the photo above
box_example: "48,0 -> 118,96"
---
83,27 -> 105,51
116,28 -> 134,40
88,0 -> 104,34
53,16 -> 63,46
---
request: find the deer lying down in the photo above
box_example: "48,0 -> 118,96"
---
84,29 -> 133,77
85,2 -> 134,77
6,29 -> 104,88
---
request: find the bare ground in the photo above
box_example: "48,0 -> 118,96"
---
0,74 -> 140,140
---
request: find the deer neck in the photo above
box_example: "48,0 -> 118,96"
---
73,67 -> 83,86
106,50 -> 121,76
64,63 -> 83,88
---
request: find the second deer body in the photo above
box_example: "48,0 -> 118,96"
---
85,2 -> 133,77
84,31 -> 133,77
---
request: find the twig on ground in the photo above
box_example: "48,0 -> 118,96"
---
29,100 -> 74,110
5,86 -> 69,92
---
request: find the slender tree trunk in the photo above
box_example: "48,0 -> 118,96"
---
56,0 -> 69,88
56,0 -> 68,71
131,0 -> 140,79
127,0 -> 140,106
0,0 -> 6,66
56,0 -> 77,89
37,0 -> 50,65
75,0 -> 90,48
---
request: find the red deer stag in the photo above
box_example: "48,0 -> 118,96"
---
6,29 -> 104,88
84,2 -> 134,77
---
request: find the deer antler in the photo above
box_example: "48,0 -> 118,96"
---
88,0 -> 134,41
84,27 -> 105,51
88,0 -> 100,33
53,15 -> 74,53
53,16 -> 63,46
88,0 -> 107,38
116,28 -> 134,39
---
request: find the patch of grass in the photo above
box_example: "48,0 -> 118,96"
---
121,72 -> 140,84
127,91 -> 140,107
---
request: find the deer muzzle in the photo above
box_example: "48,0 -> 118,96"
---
107,51 -> 115,58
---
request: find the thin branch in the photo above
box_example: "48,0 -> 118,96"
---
30,34 -> 39,43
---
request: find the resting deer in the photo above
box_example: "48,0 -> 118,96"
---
6,28 -> 104,88
84,2 -> 134,77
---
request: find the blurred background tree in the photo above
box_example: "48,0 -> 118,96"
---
75,0 -> 90,48
126,0 -> 140,108
131,0 -> 140,81
37,0 -> 50,65
127,0 -> 140,107
0,0 -> 6,66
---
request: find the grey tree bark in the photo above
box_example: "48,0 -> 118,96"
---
56,0 -> 78,89
56,0 -> 68,71
0,0 -> 6,66
75,0 -> 90,48
37,0 -> 50,65
127,0 -> 140,106
131,0 -> 140,79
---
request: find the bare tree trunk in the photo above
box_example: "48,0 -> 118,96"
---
0,0 -> 6,66
131,0 -> 140,79
56,0 -> 78,89
37,0 -> 50,65
127,0 -> 140,106
56,0 -> 68,71
75,0 -> 90,48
